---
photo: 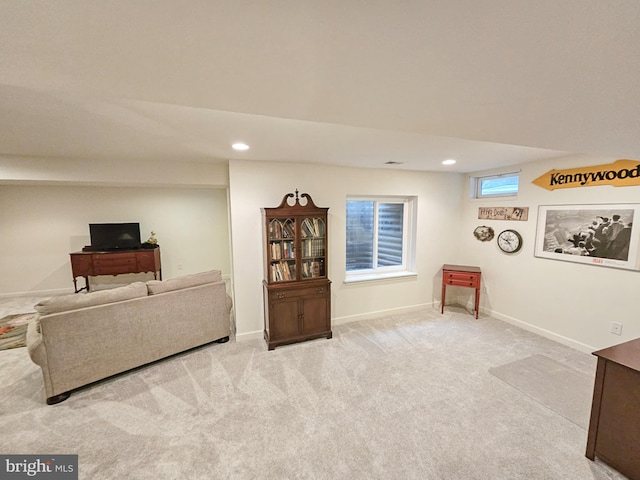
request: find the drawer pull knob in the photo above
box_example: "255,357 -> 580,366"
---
316,288 -> 324,294
276,293 -> 285,299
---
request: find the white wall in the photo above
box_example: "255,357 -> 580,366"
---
0,156 -> 229,187
0,184 -> 231,295
228,160 -> 464,339
459,155 -> 640,352
6,152 -> 637,352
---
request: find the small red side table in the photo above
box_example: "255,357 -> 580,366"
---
441,264 -> 482,319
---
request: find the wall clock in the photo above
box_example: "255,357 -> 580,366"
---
497,229 -> 523,254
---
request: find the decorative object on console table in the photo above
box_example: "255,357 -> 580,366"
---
70,245 -> 162,293
262,190 -> 332,350
441,264 -> 481,319
586,337 -> 640,480
143,230 -> 158,246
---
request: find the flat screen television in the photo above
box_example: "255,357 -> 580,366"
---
89,223 -> 142,251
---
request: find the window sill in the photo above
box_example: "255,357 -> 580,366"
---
344,271 -> 418,284
473,194 -> 517,201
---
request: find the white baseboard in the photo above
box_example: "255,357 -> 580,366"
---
235,330 -> 264,342
0,287 -> 74,299
485,308 -> 596,354
333,302 -> 433,326
235,303 -> 434,343
202,301 -> 598,355
335,302 -> 597,354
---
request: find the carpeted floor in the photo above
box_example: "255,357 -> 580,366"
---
0,306 -> 628,479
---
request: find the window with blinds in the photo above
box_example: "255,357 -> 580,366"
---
377,202 -> 404,267
346,197 -> 415,278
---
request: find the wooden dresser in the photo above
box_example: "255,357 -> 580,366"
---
441,264 -> 482,319
70,246 -> 162,293
586,337 -> 640,479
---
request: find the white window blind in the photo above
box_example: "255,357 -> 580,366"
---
346,197 -> 414,279
376,202 -> 404,267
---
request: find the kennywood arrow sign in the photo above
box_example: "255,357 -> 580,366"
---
532,159 -> 640,190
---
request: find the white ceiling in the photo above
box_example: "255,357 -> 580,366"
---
1,1 -> 639,173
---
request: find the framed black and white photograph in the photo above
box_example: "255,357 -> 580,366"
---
534,204 -> 640,270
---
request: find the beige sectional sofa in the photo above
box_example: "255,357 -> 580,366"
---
27,270 -> 232,405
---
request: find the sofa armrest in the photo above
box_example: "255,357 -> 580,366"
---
226,293 -> 233,313
27,316 -> 55,398
26,317 -> 44,364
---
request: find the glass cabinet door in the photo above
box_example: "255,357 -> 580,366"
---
300,217 -> 326,279
268,218 -> 296,282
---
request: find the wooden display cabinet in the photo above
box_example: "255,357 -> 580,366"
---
262,191 -> 332,350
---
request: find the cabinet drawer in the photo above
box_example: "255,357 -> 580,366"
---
92,253 -> 136,263
93,258 -> 136,267
269,285 -> 328,300
94,264 -> 136,275
93,255 -> 137,274
444,272 -> 479,288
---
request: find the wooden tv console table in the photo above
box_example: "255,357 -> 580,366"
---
70,246 -> 162,293
441,264 -> 481,319
586,337 -> 640,479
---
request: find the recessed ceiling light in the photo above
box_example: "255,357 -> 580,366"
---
232,142 -> 250,151
442,159 -> 457,165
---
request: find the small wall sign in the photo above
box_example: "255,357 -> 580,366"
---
532,159 -> 640,190
478,207 -> 529,221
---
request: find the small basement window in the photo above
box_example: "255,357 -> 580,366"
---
474,172 -> 519,198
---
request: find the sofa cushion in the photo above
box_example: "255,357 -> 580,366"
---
35,282 -> 148,315
146,270 -> 223,295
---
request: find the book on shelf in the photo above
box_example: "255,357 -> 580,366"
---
284,241 -> 294,258
269,219 -> 295,239
269,240 -> 294,261
301,258 -> 325,278
269,220 -> 281,239
272,260 -> 296,282
303,238 -> 325,257
270,242 -> 280,260
301,217 -> 324,238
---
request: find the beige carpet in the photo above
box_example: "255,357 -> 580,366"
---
0,307 -> 627,480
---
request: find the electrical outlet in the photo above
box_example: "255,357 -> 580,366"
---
611,322 -> 623,335
177,263 -> 183,270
